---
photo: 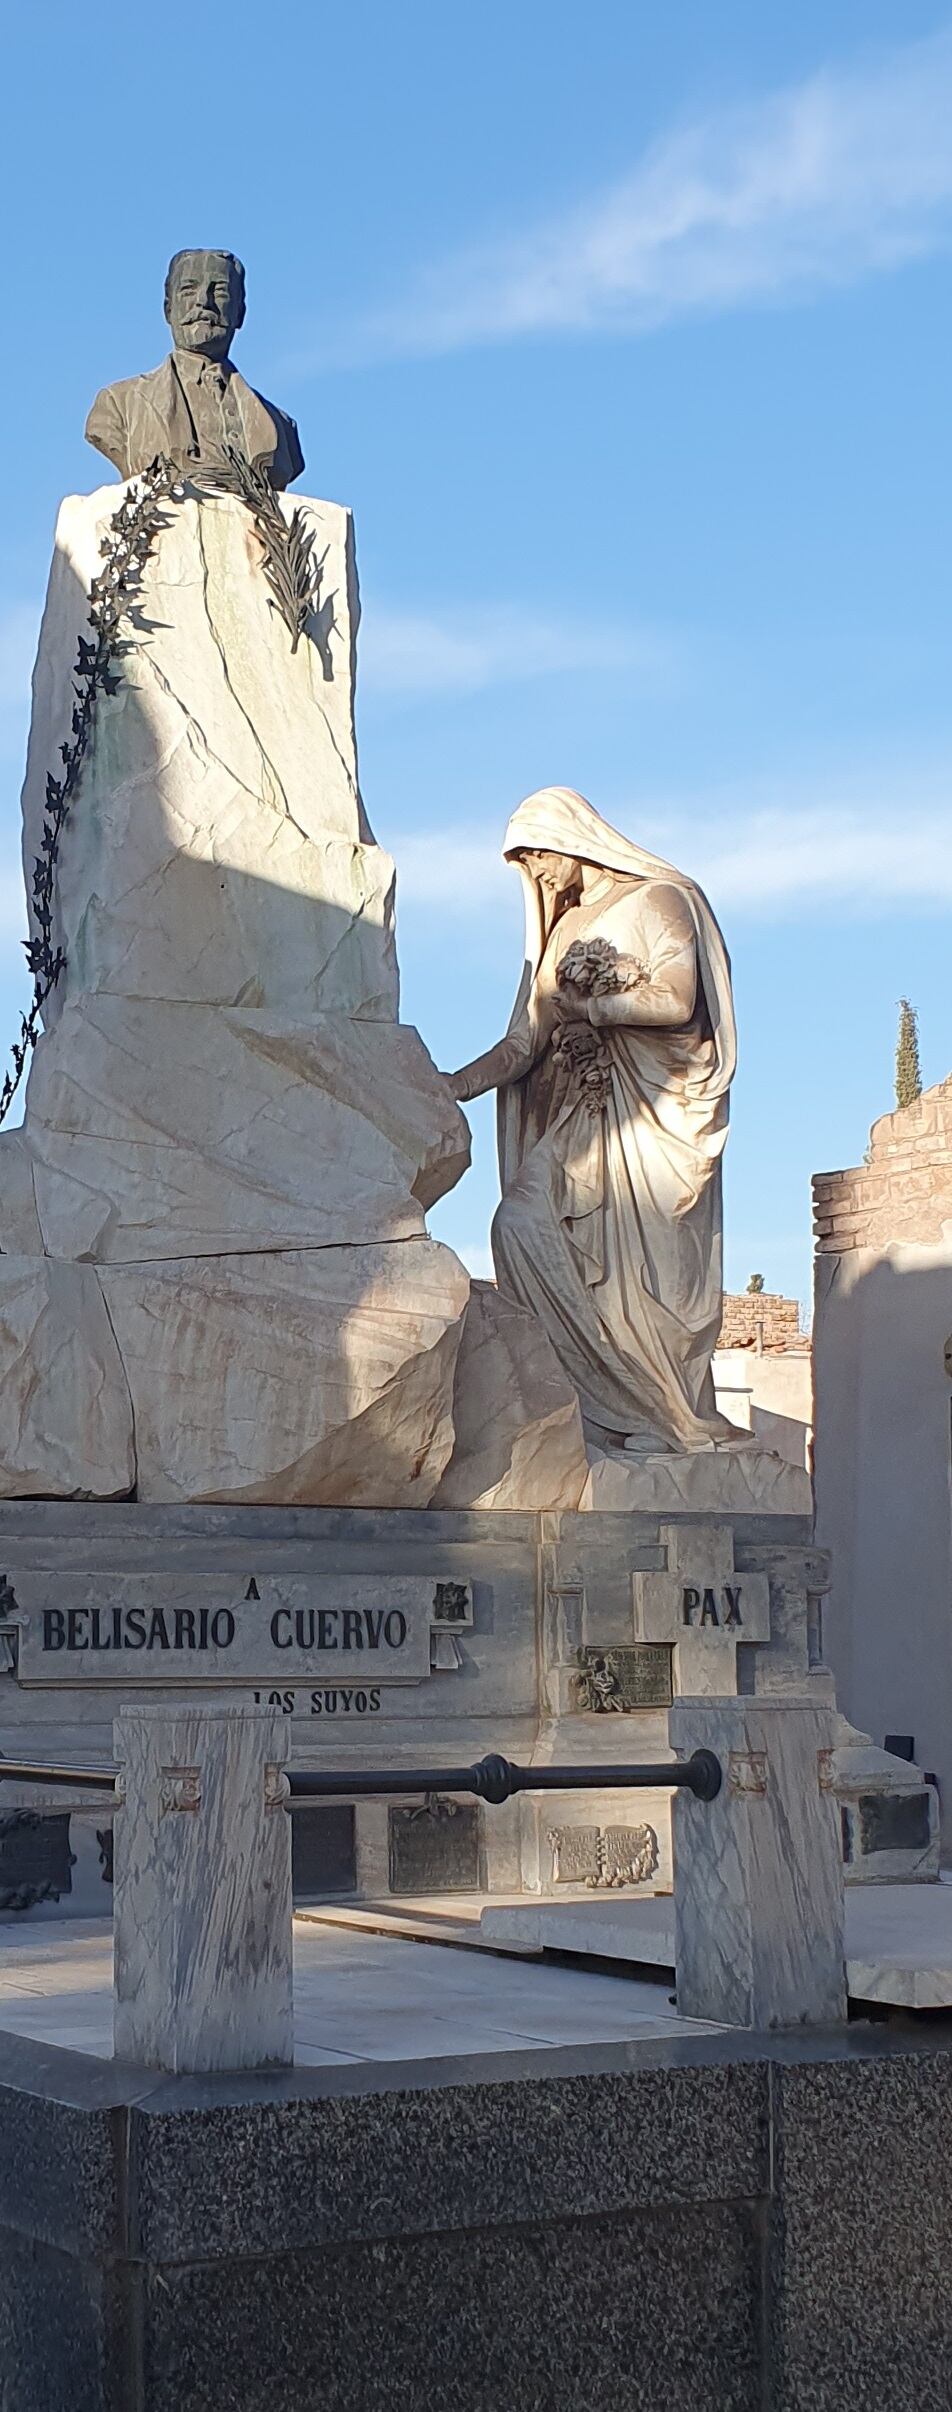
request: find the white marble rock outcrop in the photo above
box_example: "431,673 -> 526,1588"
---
0,482 -> 588,1507
0,1258 -> 133,1500
99,1240 -> 471,1505
20,1000 -> 468,1261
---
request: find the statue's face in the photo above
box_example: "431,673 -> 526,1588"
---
517,849 -> 583,900
165,252 -> 244,360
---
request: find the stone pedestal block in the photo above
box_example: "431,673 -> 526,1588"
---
670,1697 -> 846,2029
112,1705 -> 292,2073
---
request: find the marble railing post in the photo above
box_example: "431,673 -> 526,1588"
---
113,1705 -> 293,2074
669,1697 -> 846,2029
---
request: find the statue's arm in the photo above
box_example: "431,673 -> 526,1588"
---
588,950 -> 696,1029
85,384 -> 128,477
586,886 -> 698,1031
449,1027 -> 540,1103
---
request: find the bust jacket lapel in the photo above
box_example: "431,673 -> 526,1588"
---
133,359 -> 196,469
230,372 -> 282,471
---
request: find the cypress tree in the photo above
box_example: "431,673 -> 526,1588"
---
895,998 -> 922,1111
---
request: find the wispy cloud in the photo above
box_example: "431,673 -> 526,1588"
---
314,27 -> 952,366
691,803 -> 952,911
392,771 -> 952,919
358,605 -> 674,699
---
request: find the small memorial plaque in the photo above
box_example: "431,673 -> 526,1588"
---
602,1824 -> 658,1886
857,1791 -> 932,1857
548,1821 -> 659,1889
0,1810 -> 75,1911
388,1799 -> 480,1893
548,1825 -> 601,1885
574,1643 -> 673,1712
292,1805 -> 357,1902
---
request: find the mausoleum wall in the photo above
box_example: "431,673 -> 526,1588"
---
813,1074 -> 952,1254
813,1075 -> 952,1847
717,1291 -> 803,1348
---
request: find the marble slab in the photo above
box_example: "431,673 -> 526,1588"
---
583,1446 -> 812,1516
480,1884 -> 952,2013
12,1572 -> 451,1686
634,1521 -> 771,1698
0,1912 -> 723,2062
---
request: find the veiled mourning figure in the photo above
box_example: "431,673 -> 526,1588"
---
85,249 -> 303,490
451,788 -> 742,1456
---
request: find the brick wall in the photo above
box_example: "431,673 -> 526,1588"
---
813,1074 -> 952,1254
717,1292 -> 802,1349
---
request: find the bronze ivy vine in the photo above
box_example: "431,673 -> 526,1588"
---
0,456 -> 182,1128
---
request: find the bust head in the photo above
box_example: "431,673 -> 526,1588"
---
164,249 -> 246,362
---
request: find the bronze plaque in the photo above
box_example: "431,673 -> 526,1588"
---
389,1798 -> 480,1893
292,1805 -> 357,1903
574,1643 -> 673,1712
0,1810 -> 75,1912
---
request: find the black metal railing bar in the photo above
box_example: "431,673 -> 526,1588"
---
287,1750 -> 721,1804
0,1748 -> 721,1806
0,1761 -> 117,1792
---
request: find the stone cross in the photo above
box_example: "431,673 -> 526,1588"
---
632,1520 -> 770,1696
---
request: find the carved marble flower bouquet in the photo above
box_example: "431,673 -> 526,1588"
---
556,936 -> 648,997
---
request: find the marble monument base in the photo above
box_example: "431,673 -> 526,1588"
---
0,1500 -> 935,1920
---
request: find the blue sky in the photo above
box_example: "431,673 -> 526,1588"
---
2,1 -> 951,1312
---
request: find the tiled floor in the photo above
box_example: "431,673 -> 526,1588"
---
0,1913 -> 721,2065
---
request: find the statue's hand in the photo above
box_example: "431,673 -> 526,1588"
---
552,972 -> 595,1023
447,1066 -> 477,1102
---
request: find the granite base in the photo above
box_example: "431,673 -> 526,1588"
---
3,2023 -> 952,2410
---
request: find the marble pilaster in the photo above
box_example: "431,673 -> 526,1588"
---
669,1696 -> 846,2029
112,1704 -> 292,2072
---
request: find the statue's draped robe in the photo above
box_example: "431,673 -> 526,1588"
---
488,792 -> 738,1453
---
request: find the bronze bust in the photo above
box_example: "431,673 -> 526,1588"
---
85,249 -> 304,491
